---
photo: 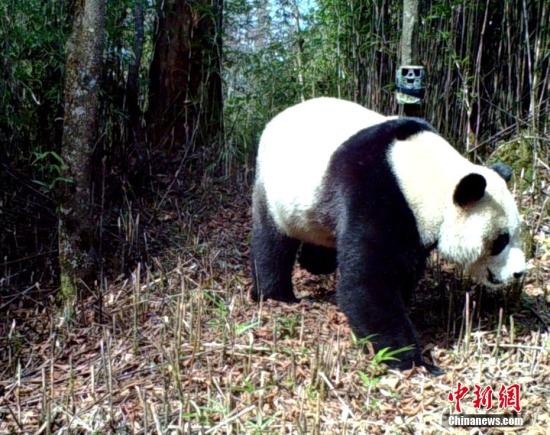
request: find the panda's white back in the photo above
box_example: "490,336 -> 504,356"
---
256,97 -> 387,244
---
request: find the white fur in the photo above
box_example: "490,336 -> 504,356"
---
389,132 -> 526,286
256,97 -> 387,247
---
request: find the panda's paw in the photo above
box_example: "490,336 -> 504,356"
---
421,361 -> 445,376
388,357 -> 444,376
250,291 -> 300,304
299,293 -> 337,304
275,294 -> 301,304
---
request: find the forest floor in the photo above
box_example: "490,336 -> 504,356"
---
0,177 -> 549,434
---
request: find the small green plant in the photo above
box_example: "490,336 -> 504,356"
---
372,345 -> 415,366
352,332 -> 414,360
31,150 -> 73,191
352,333 -> 415,373
350,332 -> 377,347
357,370 -> 380,389
235,320 -> 260,336
203,290 -> 228,317
231,378 -> 255,394
275,314 -> 299,339
357,369 -> 381,411
244,414 -> 278,434
356,345 -> 414,411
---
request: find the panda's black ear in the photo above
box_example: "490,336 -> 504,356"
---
490,162 -> 513,183
453,173 -> 487,207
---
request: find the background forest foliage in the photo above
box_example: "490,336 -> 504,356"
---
1,0 -> 549,292
1,0 -> 549,432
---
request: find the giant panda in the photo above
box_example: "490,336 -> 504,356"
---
250,97 -> 526,373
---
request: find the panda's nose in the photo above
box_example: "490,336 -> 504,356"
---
513,271 -> 525,279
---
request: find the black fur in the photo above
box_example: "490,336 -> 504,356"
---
490,162 -> 512,183
298,243 -> 337,275
250,185 -> 300,303
453,173 -> 487,207
251,117 -> 441,373
318,118 -> 436,371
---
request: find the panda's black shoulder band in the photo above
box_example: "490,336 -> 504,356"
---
387,117 -> 436,141
349,117 -> 436,145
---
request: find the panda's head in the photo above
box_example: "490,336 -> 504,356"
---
438,164 -> 526,288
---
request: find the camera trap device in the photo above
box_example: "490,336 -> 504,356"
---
396,65 -> 425,105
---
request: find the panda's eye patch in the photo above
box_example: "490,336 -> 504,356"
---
491,233 -> 510,256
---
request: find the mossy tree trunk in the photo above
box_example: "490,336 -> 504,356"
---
58,0 -> 106,316
148,0 -> 224,158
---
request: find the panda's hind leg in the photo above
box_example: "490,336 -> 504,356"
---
250,186 -> 300,303
298,243 -> 337,275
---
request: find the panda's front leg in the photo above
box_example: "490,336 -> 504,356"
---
336,229 -> 441,374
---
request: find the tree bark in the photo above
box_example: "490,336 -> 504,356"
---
290,0 -> 305,102
126,0 -> 145,148
399,0 -> 420,117
58,0 -> 106,313
148,0 -> 223,156
400,0 -> 418,66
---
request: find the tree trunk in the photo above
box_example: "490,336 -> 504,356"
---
126,0 -> 145,149
400,0 -> 418,66
399,0 -> 420,117
148,0 -> 223,158
290,0 -> 305,102
58,0 -> 106,314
